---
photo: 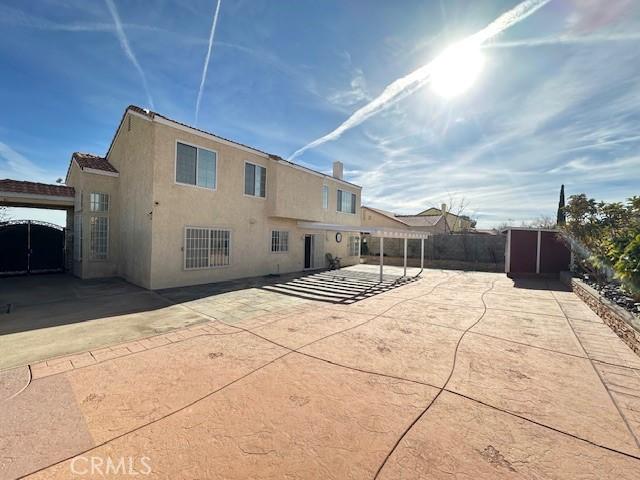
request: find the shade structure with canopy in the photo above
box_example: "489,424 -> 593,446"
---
297,222 -> 431,282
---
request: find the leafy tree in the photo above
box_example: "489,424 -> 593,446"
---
563,194 -> 640,297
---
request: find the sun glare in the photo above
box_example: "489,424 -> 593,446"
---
430,41 -> 484,98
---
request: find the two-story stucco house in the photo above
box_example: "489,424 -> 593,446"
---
65,105 -> 362,289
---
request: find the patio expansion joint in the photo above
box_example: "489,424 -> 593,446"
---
20,274 -> 640,478
372,278 -> 497,479
25,322 -> 246,382
377,312 -> 592,363
549,287 -> 640,453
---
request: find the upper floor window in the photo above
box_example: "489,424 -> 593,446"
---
337,189 -> 356,214
90,192 -> 109,212
245,162 -> 266,198
176,142 -> 217,189
322,185 -> 329,209
271,230 -> 289,253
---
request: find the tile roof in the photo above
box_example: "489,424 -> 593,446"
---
363,206 -> 444,227
72,152 -> 119,173
395,215 -> 443,227
0,179 -> 75,197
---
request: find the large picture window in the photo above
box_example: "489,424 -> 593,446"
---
337,189 -> 357,214
90,216 -> 108,260
271,230 -> 289,253
348,235 -> 360,256
184,227 -> 231,269
244,162 -> 266,197
176,142 -> 217,189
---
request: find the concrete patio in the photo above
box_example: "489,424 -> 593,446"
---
1,266 -> 640,478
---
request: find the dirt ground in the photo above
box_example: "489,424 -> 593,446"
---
1,266 -> 640,479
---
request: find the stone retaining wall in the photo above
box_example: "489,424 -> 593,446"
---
560,272 -> 640,355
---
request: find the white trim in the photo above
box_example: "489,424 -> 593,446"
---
502,227 -> 560,233
183,225 -> 232,270
303,234 -> 316,270
379,237 -> 384,282
270,230 -> 290,254
174,140 -> 218,191
336,188 -> 357,215
420,238 -> 425,270
536,229 -> 541,274
322,184 -> 329,210
82,167 -> 119,177
403,237 -> 408,277
243,160 -> 267,199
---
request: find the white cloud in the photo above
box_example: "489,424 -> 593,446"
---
195,0 -> 223,125
104,0 -> 154,109
0,142 -> 60,183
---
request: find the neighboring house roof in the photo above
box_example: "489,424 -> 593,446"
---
362,206 -> 412,227
395,215 -> 443,227
72,152 -> 119,174
0,179 -> 74,197
105,105 -> 361,189
362,206 -> 444,228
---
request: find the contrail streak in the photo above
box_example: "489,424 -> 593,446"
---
104,0 -> 154,109
486,32 -> 640,48
289,0 -> 551,160
195,0 -> 223,125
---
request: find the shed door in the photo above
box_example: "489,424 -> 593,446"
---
509,230 -> 538,274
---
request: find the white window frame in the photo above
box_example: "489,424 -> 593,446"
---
348,235 -> 361,256
337,189 -> 357,214
175,140 -> 218,191
244,161 -> 267,199
89,216 -> 109,260
89,192 -> 109,212
322,185 -> 329,209
183,226 -> 232,270
271,230 -> 289,253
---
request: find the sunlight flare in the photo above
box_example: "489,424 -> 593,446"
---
430,41 -> 484,98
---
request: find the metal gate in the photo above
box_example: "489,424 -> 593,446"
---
0,220 -> 65,275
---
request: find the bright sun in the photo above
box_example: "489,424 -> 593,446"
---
430,41 -> 484,98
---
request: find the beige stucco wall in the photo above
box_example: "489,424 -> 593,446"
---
67,111 -> 362,290
106,113 -> 155,288
67,163 -> 119,279
146,117 -> 361,289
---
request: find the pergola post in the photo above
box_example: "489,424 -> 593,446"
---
379,236 -> 384,282
421,238 -> 424,270
403,237 -> 408,277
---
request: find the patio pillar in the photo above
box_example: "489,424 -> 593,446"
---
403,237 -> 408,277
421,238 -> 424,270
379,236 -> 384,282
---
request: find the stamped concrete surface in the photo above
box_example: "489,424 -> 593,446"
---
2,266 -> 640,479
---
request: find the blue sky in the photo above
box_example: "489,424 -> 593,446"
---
1,0 -> 639,228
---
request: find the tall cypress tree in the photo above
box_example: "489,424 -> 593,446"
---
557,184 -> 566,226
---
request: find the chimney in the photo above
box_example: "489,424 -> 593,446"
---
332,161 -> 344,180
441,203 -> 447,216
